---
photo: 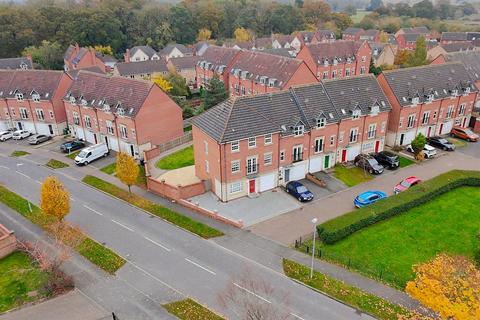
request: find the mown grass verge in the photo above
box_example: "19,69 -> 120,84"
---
45,159 -> 69,169
99,163 -> 147,188
398,155 -> 415,168
11,150 -> 29,157
163,299 -> 224,320
0,185 -> 125,274
82,175 -> 223,239
65,150 -> 80,160
283,259 -> 422,320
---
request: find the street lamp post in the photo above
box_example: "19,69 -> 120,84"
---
310,217 -> 318,279
16,163 -> 32,213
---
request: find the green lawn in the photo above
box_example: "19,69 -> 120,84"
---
351,10 -> 371,23
45,159 -> 69,169
0,251 -> 49,313
307,186 -> 480,288
65,150 -> 80,160
11,151 -> 29,157
333,164 -> 373,187
163,299 -> 224,320
156,146 -> 194,170
99,163 -> 147,188
398,155 -> 415,168
82,175 -> 223,239
100,162 -> 116,175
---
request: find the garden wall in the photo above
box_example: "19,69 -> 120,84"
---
0,224 -> 16,259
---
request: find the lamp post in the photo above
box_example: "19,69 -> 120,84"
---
16,163 -> 32,213
310,217 -> 318,279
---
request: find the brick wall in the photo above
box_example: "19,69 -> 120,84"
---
0,224 -> 16,259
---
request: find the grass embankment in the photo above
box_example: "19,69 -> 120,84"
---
82,175 -> 223,239
99,163 -> 147,188
163,299 -> 224,320
45,159 -> 69,169
156,146 -> 194,170
0,185 -> 125,274
398,156 -> 414,168
333,164 -> 373,187
11,151 -> 29,157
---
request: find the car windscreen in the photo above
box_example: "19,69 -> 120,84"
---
78,151 -> 87,158
438,138 -> 448,144
367,159 -> 379,166
400,180 -> 411,188
296,186 -> 308,193
464,129 -> 474,135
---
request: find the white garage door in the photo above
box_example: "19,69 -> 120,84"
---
75,127 -> 85,140
346,145 -> 361,161
259,173 -> 276,192
85,131 -> 96,144
36,123 -> 50,135
288,163 -> 306,181
309,157 -> 322,173
442,120 -> 454,135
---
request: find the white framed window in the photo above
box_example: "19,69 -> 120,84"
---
322,71 -> 328,80
264,133 -> 272,145
246,157 -> 258,174
19,108 -> 28,119
316,117 -> 326,128
248,137 -> 256,148
16,93 -> 24,101
204,141 -> 208,155
280,150 -> 285,161
231,140 -> 239,152
352,109 -> 361,119
293,145 -> 302,162
314,137 -> 324,153
459,103 -> 466,115
451,89 -> 458,97
427,94 -> 434,102
339,131 -> 344,143
231,160 -> 240,173
264,152 -> 272,165
293,125 -> 304,136
381,121 -> 386,133
367,124 -> 376,139
407,114 -> 415,128
205,160 -> 209,173
32,93 -> 40,102
106,120 -> 114,135
361,56 -> 366,62
330,135 -> 335,146
131,128 -> 136,136
84,116 -> 92,128
120,124 -> 128,139
360,66 -> 366,74
349,128 -> 359,143
73,112 -> 80,125
412,97 -> 419,105
35,109 -> 45,121
422,111 -> 430,125
455,119 -> 461,125
345,68 -> 351,77
49,111 -> 54,119
230,181 -> 242,194
446,106 -> 454,118
433,111 -> 437,119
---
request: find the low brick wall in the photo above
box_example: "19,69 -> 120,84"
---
0,224 -> 16,259
178,199 -> 244,228
146,177 -> 205,201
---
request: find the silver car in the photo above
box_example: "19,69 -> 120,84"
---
28,134 -> 52,145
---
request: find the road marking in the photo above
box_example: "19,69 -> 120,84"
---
34,180 -> 42,185
111,219 -> 134,232
83,204 -> 103,216
126,259 -> 181,294
70,197 -> 76,202
0,165 -> 8,169
185,258 -> 216,275
233,282 -> 271,304
143,236 -> 171,252
290,312 -> 306,320
16,171 -> 31,179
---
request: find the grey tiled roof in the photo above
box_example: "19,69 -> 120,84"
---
343,27 -> 363,35
305,41 -> 363,64
467,32 -> 480,41
0,57 -> 33,70
67,66 -> 105,79
262,48 -> 294,58
441,32 -> 468,42
115,60 -> 168,76
382,63 -> 477,107
160,44 -> 192,56
0,70 -> 64,100
404,33 -> 424,42
198,46 -> 240,73
444,51 -> 480,82
440,42 -> 475,53
169,56 -> 199,70
130,46 -> 158,58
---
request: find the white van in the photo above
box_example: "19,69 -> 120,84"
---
74,143 -> 109,165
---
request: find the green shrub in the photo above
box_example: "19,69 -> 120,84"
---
317,170 -> 480,244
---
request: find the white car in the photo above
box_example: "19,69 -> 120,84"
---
12,130 -> 31,140
406,144 -> 437,159
0,130 -> 13,141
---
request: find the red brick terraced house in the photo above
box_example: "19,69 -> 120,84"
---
342,27 -> 364,41
196,46 -> 240,89
64,44 -> 116,73
192,74 -> 391,201
64,71 -> 183,158
378,63 -> 478,147
395,27 -> 432,50
0,70 -> 72,134
297,40 -> 372,81
227,50 -> 318,96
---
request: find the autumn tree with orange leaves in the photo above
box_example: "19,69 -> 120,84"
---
406,254 -> 480,319
41,176 -> 70,221
116,152 -> 139,193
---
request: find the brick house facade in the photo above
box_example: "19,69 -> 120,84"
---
64,44 -> 116,73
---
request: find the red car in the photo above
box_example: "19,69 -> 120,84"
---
394,176 -> 421,194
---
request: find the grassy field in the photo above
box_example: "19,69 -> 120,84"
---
283,259 -> 416,320
11,151 -> 29,157
333,164 -> 373,187
307,186 -> 480,288
351,10 -> 371,23
163,299 -> 224,320
45,159 -> 69,169
99,163 -> 147,188
398,155 -> 415,168
65,150 -> 80,160
156,146 -> 194,170
0,251 -> 49,313
82,175 -> 223,239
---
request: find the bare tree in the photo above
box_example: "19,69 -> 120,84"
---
218,269 -> 293,320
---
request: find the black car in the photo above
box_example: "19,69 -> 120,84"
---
426,136 -> 455,151
285,181 -> 314,202
371,151 -> 400,170
354,154 -> 384,174
60,140 -> 85,153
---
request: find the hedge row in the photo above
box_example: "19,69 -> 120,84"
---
317,170 -> 480,244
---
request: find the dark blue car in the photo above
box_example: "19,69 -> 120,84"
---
286,181 -> 314,202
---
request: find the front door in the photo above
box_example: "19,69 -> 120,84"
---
93,133 -> 98,144
462,117 -> 467,127
341,149 -> 347,162
249,179 -> 256,193
399,133 -> 405,145
324,155 -> 330,169
439,124 -> 444,135
374,140 -> 380,153
104,136 -> 109,148
130,145 -> 135,157
48,124 -> 54,135
17,122 -> 22,130
427,126 -> 432,137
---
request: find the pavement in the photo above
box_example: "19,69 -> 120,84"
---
249,143 -> 480,245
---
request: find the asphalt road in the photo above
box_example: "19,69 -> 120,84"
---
0,153 -> 374,320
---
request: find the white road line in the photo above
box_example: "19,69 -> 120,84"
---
233,282 -> 271,304
0,165 -> 8,169
143,236 -> 171,252
290,312 -> 306,320
70,197 -> 76,202
83,204 -> 103,216
16,171 -> 31,179
34,180 -> 42,185
111,219 -> 134,232
184,258 -> 216,275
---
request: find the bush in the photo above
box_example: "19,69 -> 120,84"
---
317,170 -> 480,244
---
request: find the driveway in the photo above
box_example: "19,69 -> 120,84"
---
249,147 -> 480,245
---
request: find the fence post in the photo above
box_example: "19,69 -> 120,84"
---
294,240 -> 298,248
306,246 -> 309,254
318,248 -> 321,258
299,236 -> 302,245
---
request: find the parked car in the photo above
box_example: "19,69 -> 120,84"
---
353,154 -> 384,174
74,143 -> 109,165
426,136 -> 455,151
0,130 -> 13,141
12,130 -> 31,140
285,181 -> 314,202
60,140 -> 85,153
394,176 -> 421,194
406,144 -> 437,159
371,151 -> 400,170
450,127 -> 479,142
28,134 -> 52,145
354,190 -> 387,208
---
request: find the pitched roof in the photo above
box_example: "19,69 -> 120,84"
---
443,51 -> 480,82
343,27 -> 363,35
65,71 -> 154,118
305,41 -> 364,64
0,70 -> 64,100
369,42 -> 385,58
404,33 -> 424,42
96,53 -> 117,63
115,60 -> 168,76
402,26 -> 429,34
467,32 -> 480,41
440,42 -> 476,53
160,44 -> 192,56
223,41 -> 255,50
273,34 -> 295,46
381,63 -> 477,107
0,57 -> 33,70
129,45 -> 158,59
168,56 -> 200,70
254,37 -> 272,49
67,65 -> 105,79
197,46 -> 240,72
194,76 -> 390,143
229,51 -> 305,88
314,30 -> 336,41
262,48 -> 293,58
441,32 -> 468,42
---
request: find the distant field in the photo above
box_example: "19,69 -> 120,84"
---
351,10 -> 371,23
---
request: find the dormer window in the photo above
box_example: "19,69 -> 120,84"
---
412,97 -> 419,105
81,99 -> 88,106
69,96 -> 76,103
103,104 -> 111,112
347,57 -> 352,63
293,124 -> 304,136
259,76 -> 267,84
316,117 -> 326,128
370,105 -> 380,115
451,89 -> 458,96
427,94 -> 434,102
20,63 -> 27,70
15,93 -> 24,101
465,87 -> 471,94
32,93 -> 40,102
333,58 -> 338,66
268,79 -> 276,87
324,60 -> 329,67
352,109 -> 361,119
117,107 -> 125,116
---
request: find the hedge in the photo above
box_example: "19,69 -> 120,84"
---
317,170 -> 480,244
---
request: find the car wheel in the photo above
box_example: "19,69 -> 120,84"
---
84,161 -> 89,165
443,146 -> 447,151
286,188 -> 289,193
103,153 -> 108,157
369,169 -> 373,174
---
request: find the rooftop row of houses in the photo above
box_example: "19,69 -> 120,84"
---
192,62 -> 478,202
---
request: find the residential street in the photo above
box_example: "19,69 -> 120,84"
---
0,146 -> 374,320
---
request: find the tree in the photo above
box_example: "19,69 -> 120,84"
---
41,176 -> 70,221
204,74 -> 229,110
165,72 -> 190,97
408,36 -> 428,67
412,0 -> 435,19
367,0 -> 383,11
94,45 -> 113,55
169,5 -> 196,44
331,12 -> 353,31
234,27 -> 252,42
23,40 -> 64,70
152,74 -> 173,93
406,254 -> 480,319
116,152 -> 139,193
344,4 -> 357,16
302,0 -> 331,25
197,28 -> 212,41
411,133 -> 426,160
369,60 -> 382,76
394,49 -> 412,68
378,31 -> 389,43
